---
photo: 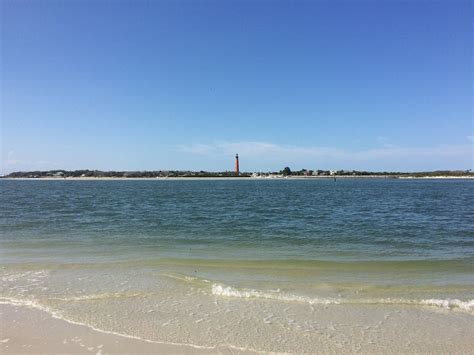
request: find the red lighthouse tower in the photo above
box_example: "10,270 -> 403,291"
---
235,154 -> 239,176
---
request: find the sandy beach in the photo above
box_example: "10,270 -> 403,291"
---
2,302 -> 473,354
0,304 -> 251,354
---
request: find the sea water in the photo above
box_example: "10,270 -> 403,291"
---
1,179 -> 473,352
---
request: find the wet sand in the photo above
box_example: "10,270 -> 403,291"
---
0,304 -> 252,354
1,303 -> 473,354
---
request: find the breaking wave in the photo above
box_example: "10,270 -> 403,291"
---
212,284 -> 338,304
420,298 -> 474,312
211,284 -> 474,312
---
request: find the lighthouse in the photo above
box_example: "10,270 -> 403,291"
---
235,154 -> 239,176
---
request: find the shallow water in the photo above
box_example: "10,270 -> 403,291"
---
1,179 -> 473,351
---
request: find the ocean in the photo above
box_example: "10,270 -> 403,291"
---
1,179 -> 473,352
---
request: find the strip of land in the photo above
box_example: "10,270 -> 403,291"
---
2,169 -> 473,179
1,175 -> 473,180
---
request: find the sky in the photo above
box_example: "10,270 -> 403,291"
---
1,0 -> 472,173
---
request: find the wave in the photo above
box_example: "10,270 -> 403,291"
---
421,299 -> 474,312
212,284 -> 338,305
161,273 -> 474,313
211,284 -> 474,312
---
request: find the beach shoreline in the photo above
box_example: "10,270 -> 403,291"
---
2,301 -> 473,354
0,303 -> 252,354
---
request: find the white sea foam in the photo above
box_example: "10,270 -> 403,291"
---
212,284 -> 340,305
420,298 -> 474,312
0,297 -> 62,318
211,283 -> 474,313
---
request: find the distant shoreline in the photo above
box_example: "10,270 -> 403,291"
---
2,176 -> 473,180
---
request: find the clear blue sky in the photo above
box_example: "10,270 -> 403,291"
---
1,0 -> 472,173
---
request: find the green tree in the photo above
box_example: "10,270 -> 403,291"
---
281,167 -> 292,176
